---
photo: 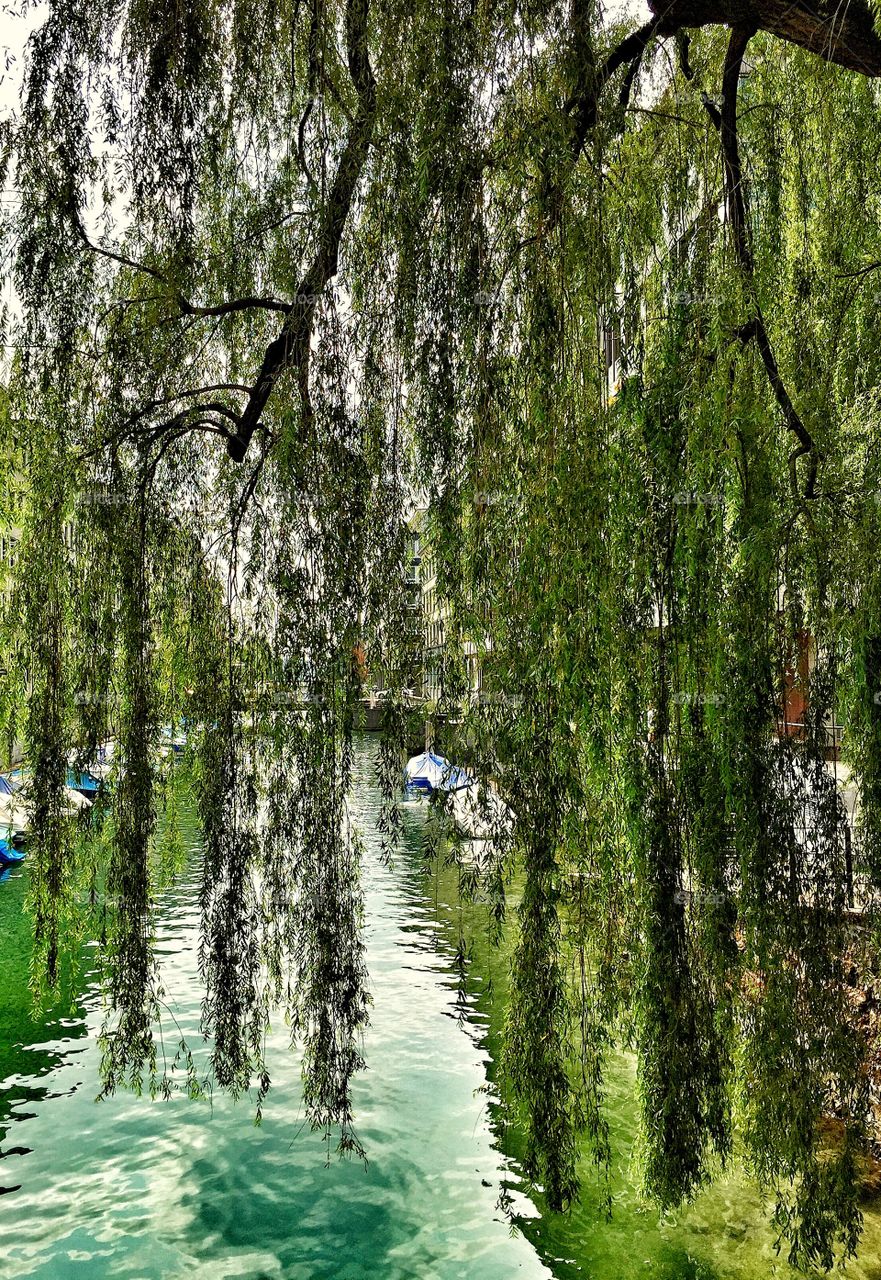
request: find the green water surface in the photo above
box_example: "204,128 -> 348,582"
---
1,740 -> 881,1279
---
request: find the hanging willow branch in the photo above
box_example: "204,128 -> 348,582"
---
8,0 -> 881,1269
678,27 -> 820,501
224,0 -> 377,461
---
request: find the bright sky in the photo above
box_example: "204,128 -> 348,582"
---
0,3 -> 44,117
0,0 -> 656,298
0,0 -> 659,332
0,1 -> 653,119
0,2 -> 45,300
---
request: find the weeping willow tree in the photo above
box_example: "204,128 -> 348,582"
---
3,0 -> 881,1266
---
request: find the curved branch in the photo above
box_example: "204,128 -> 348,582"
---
721,31 -> 817,499
651,0 -> 881,77
682,28 -> 819,500
75,219 -> 291,317
566,18 -> 661,159
141,407 -> 239,449
225,0 -> 377,462
566,0 -> 881,175
147,383 -> 253,403
618,50 -> 645,111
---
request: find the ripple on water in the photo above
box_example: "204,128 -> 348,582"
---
0,747 -> 552,1280
8,742 -> 881,1279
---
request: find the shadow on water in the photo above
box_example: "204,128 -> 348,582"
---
401,767 -> 881,1280
0,865 -> 91,1200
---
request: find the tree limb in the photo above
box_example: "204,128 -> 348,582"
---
563,0 -> 881,168
224,0 -> 377,462
176,296 -> 291,318
567,18 -> 661,158
682,28 -> 819,501
75,218 -> 291,316
650,0 -> 881,77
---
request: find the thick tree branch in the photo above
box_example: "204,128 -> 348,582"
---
75,219 -> 291,316
564,0 -> 881,164
717,29 -> 754,265
564,17 -> 819,500
225,0 -> 377,462
650,0 -> 881,77
682,28 -> 819,501
564,0 -> 881,165
722,31 -> 818,500
618,47 -> 646,110
566,18 -> 661,158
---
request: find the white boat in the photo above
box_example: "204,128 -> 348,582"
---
448,781 -> 514,841
61,787 -> 92,813
1,770 -> 91,823
0,788 -> 29,839
0,800 -> 28,841
82,740 -> 116,781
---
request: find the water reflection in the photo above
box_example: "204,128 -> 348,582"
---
0,747 -> 550,1279
0,864 -> 92,1202
3,741 -> 881,1279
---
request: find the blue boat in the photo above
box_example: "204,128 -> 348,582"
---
159,725 -> 187,756
0,839 -> 25,867
2,766 -> 101,801
66,768 -> 101,798
0,777 -> 29,842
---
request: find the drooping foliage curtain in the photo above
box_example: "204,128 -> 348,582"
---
4,0 -> 881,1267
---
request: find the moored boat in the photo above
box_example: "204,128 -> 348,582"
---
65,768 -> 101,800
403,751 -> 473,795
448,780 -> 514,841
85,740 -> 116,781
158,725 -> 187,758
1,768 -> 95,818
0,839 -> 25,868
0,778 -> 30,838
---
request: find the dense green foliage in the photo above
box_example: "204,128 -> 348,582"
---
3,0 -> 881,1268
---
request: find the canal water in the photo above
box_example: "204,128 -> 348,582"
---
1,738 -> 881,1279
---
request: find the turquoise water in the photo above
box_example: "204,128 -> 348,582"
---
0,756 -> 548,1280
2,741 -> 881,1279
